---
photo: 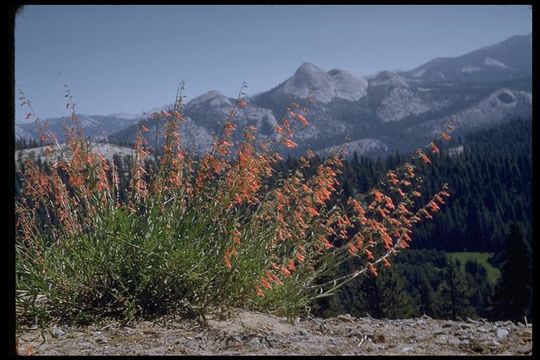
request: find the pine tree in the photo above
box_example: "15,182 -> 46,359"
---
378,271 -> 416,318
493,223 -> 532,322
433,259 -> 475,319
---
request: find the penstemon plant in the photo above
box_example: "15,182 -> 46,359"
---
15,82 -> 453,325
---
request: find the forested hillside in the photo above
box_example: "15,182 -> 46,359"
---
277,118 -> 531,253
306,118 -> 532,320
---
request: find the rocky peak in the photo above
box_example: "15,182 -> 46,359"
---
187,90 -> 232,109
328,69 -> 368,101
369,71 -> 408,88
281,63 -> 337,103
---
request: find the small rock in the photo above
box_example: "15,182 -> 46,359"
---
491,340 -> 501,346
227,335 -> 242,344
337,314 -> 354,322
401,346 -> 414,353
469,340 -> 484,353
249,337 -> 261,347
516,345 -> 532,354
51,326 -> 65,338
295,329 -> 308,336
495,328 -> 509,339
326,346 -> 343,355
435,335 -> 448,344
371,333 -> 385,343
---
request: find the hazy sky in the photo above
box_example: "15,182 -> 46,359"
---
15,5 -> 531,120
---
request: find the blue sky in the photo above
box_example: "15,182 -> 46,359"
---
15,5 -> 531,120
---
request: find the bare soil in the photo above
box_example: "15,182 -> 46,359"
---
16,309 -> 533,356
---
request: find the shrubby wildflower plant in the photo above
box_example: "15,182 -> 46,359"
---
15,84 -> 451,325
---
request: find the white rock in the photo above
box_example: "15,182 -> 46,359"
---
496,328 -> 509,339
401,346 -> 414,353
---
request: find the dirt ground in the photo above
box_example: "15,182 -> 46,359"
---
16,309 -> 533,356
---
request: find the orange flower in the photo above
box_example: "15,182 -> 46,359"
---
368,263 -> 378,277
421,208 -> 433,219
256,285 -> 265,297
397,204 -> 410,215
373,190 -> 384,202
429,201 -> 440,212
353,233 -> 364,248
430,142 -> 440,155
383,258 -> 391,268
380,231 -> 393,248
385,197 -> 395,210
321,238 -> 334,249
261,277 -> 273,290
287,259 -> 296,271
270,272 -> 284,286
365,249 -> 374,261
348,198 -> 366,216
434,194 -> 445,205
296,252 -> 305,262
238,100 -> 248,108
283,118 -> 291,129
412,191 -> 422,197
224,248 -> 232,269
281,138 -> 298,148
419,152 -> 431,164
232,228 -> 241,246
295,114 -> 309,126
307,207 -> 319,217
441,131 -> 451,141
347,242 -> 357,255
281,266 -> 291,277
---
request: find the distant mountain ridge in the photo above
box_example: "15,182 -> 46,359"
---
16,33 -> 532,158
403,33 -> 531,82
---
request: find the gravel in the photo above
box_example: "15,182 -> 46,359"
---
16,309 -> 533,356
